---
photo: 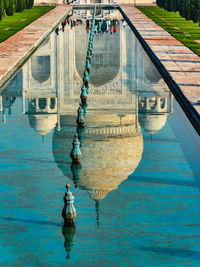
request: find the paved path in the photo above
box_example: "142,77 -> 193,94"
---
0,5 -> 71,88
120,4 -> 200,116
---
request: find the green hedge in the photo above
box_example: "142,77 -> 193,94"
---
156,0 -> 200,25
0,0 -> 34,20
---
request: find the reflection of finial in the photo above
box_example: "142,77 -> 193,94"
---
70,162 -> 82,188
83,70 -> 90,84
76,106 -> 85,127
42,135 -> 44,144
70,134 -> 82,164
85,59 -> 91,73
151,134 -> 153,142
95,200 -> 100,228
62,224 -> 76,260
62,184 -> 76,226
80,86 -> 88,103
81,101 -> 88,116
77,125 -> 85,147
3,114 -> 6,124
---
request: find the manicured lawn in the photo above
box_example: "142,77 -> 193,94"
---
137,6 -> 200,56
0,6 -> 55,43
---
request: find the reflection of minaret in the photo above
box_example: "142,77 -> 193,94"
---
137,51 -> 174,136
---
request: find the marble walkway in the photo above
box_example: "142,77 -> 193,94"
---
120,4 -> 200,117
0,5 -> 71,88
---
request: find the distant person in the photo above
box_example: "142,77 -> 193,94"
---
113,20 -> 117,33
98,20 -> 102,33
61,19 -> 67,32
110,20 -> 113,34
86,20 -> 91,33
101,20 -> 107,33
55,27 -> 59,35
66,15 -> 71,24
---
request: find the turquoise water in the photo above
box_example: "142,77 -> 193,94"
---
0,8 -> 200,267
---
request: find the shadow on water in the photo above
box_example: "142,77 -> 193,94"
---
0,217 -> 62,227
130,175 -> 198,188
140,247 -> 200,261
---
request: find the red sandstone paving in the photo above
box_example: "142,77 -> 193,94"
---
0,5 -> 71,87
120,4 -> 200,114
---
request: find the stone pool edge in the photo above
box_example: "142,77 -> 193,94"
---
119,4 -> 200,135
0,5 -> 72,89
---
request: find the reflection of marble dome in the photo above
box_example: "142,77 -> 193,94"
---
29,114 -> 57,135
139,113 -> 167,134
52,114 -> 143,201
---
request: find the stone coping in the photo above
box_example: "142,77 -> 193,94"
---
0,5 -> 71,88
119,4 -> 200,134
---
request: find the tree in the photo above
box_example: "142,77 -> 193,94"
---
26,0 -> 34,9
15,0 -> 23,12
5,0 -> 14,16
179,0 -> 186,17
167,0 -> 175,11
0,0 -> 3,20
190,0 -> 195,20
185,0 -> 191,20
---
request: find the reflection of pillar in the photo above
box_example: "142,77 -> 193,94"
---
140,48 -> 144,89
156,97 -> 161,112
69,26 -> 75,98
0,95 -> 2,112
35,98 -> 39,110
55,32 -> 60,131
47,97 -> 50,112
135,36 -> 138,91
145,97 -> 150,111
170,92 -> 173,113
55,29 -> 65,130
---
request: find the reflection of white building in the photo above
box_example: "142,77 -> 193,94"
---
0,9 -> 173,214
34,0 -> 154,5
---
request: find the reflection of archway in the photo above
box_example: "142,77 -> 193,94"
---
31,56 -> 50,83
38,98 -> 47,110
75,24 -> 120,87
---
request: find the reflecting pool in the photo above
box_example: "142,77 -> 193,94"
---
0,8 -> 200,267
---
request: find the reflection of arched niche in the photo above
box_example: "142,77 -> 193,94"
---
31,56 -> 50,83
144,54 -> 161,83
75,24 -> 120,87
